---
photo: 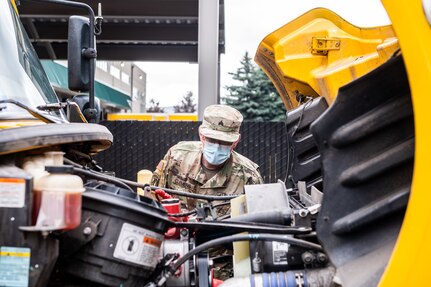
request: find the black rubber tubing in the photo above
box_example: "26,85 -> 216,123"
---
71,166 -> 238,201
72,166 -> 135,193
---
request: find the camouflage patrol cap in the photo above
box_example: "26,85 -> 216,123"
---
199,105 -> 243,143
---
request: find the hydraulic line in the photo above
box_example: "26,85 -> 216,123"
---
167,209 -> 197,217
224,209 -> 292,225
211,202 -> 231,209
167,202 -> 230,217
148,185 -> 237,201
72,166 -> 135,193
70,164 -> 238,201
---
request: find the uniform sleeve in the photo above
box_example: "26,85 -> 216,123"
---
151,148 -> 172,187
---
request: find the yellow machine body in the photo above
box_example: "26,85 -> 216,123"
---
255,8 -> 398,111
256,2 -> 431,286
378,0 -> 431,286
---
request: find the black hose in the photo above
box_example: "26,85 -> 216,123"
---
67,158 -> 238,201
72,167 -> 135,193
211,201 -> 231,209
148,185 -> 238,201
64,158 -> 83,168
167,209 -> 197,217
224,209 -> 292,225
216,214 -> 230,220
156,233 -> 323,286
167,202 -> 230,221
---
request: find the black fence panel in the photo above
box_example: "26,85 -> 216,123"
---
96,121 -> 288,183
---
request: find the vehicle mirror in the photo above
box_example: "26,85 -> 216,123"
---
69,94 -> 101,123
68,16 -> 91,92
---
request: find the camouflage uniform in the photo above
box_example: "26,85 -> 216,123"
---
151,141 -> 263,210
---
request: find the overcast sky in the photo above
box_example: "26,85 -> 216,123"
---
136,0 -> 390,108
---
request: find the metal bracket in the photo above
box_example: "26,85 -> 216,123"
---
311,37 -> 341,55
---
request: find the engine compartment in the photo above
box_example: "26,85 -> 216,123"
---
0,53 -> 414,287
0,0 -> 419,285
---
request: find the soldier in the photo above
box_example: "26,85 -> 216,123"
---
151,104 -> 263,213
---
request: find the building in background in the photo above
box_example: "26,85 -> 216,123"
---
96,61 -> 147,113
42,61 -> 147,116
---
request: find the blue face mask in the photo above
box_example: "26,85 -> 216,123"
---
202,141 -> 232,165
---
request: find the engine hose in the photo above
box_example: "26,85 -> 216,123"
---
219,267 -> 336,287
167,209 -> 197,217
148,185 -> 238,201
155,234 -> 323,286
72,167 -> 135,193
211,201 -> 231,209
225,209 -> 292,225
71,164 -> 237,201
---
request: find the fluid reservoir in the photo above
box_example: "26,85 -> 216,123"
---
23,151 -> 65,179
44,151 -> 65,166
33,165 -> 84,230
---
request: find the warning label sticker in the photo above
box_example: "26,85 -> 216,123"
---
0,246 -> 31,287
272,241 -> 289,265
0,178 -> 26,208
113,223 -> 163,268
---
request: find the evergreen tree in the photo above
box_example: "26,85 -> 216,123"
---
147,98 -> 165,113
224,52 -> 286,121
174,91 -> 196,113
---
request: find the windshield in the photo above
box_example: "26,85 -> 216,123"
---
0,0 -> 66,121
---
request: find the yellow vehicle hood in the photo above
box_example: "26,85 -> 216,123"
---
255,8 -> 398,111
